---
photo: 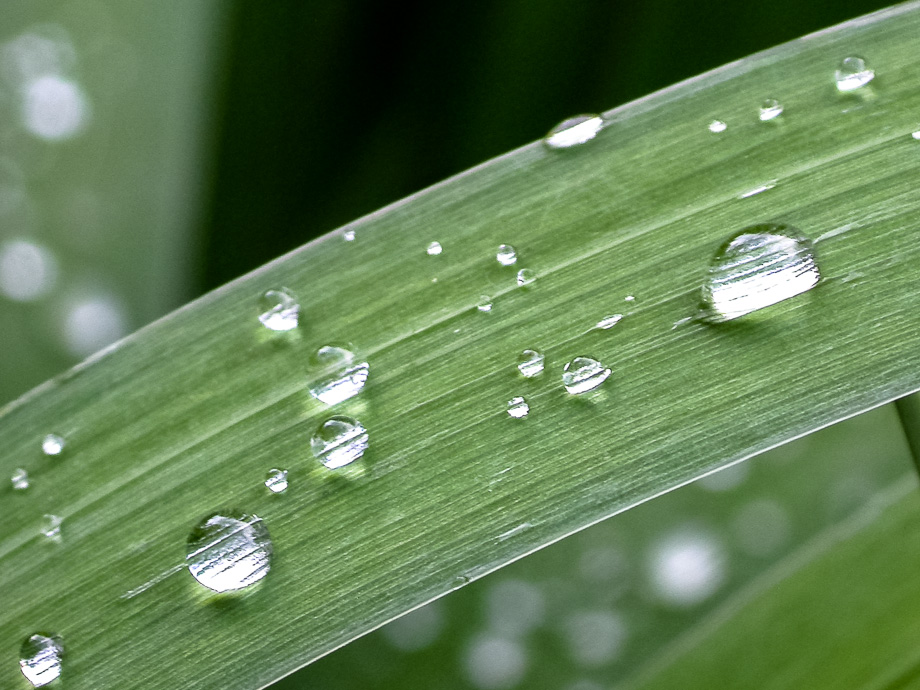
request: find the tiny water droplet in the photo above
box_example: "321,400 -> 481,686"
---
186,512 -> 272,593
835,56 -> 874,91
507,396 -> 529,419
758,99 -> 784,121
516,268 -> 535,287
19,634 -> 63,687
343,230 -> 356,242
427,241 -> 443,256
562,357 -> 611,394
700,223 -> 820,322
596,314 -> 623,330
477,296 -> 493,312
40,514 -> 62,541
258,288 -> 299,332
496,244 -> 517,266
544,114 -> 603,149
911,130 -> 920,141
11,467 -> 29,490
311,415 -> 368,469
264,469 -> 288,494
307,345 -> 369,405
624,295 -> 635,302
517,349 -> 545,378
41,434 -> 64,456
708,120 -> 727,134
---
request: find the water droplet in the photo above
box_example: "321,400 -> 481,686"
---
496,244 -> 517,266
477,296 -> 493,312
307,345 -> 369,405
19,634 -> 63,687
186,512 -> 272,593
911,130 -> 920,141
258,288 -> 299,332
41,514 -> 62,541
311,415 -> 368,469
0,239 -> 58,302
41,434 -> 64,456
11,468 -> 29,490
516,268 -> 535,287
708,120 -> 727,133
343,230 -> 356,242
835,56 -> 874,91
517,349 -> 545,378
700,223 -> 820,322
544,114 -> 603,149
595,314 -> 623,330
562,357 -> 610,394
758,98 -> 784,121
507,396 -> 529,419
426,241 -> 443,256
624,295 -> 635,302
264,469 -> 288,494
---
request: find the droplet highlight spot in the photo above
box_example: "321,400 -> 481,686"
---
507,396 -> 530,419
264,469 -> 288,494
19,634 -> 63,687
307,345 -> 369,405
258,288 -> 299,332
11,468 -> 29,490
186,512 -> 272,593
544,114 -> 603,149
41,434 -> 64,456
496,244 -> 517,266
835,56 -> 874,91
562,357 -> 611,394
311,415 -> 369,469
517,349 -> 545,378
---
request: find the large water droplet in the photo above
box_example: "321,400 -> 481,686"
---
516,268 -> 535,287
264,469 -> 288,494
507,396 -> 530,419
477,296 -> 493,312
700,223 -> 820,322
186,512 -> 272,593
11,468 -> 29,490
19,634 -> 63,687
426,241 -> 443,256
517,349 -> 545,378
41,514 -> 62,541
258,288 -> 299,332
708,120 -> 727,133
596,314 -> 623,330
835,56 -> 874,91
307,345 -> 369,405
311,415 -> 368,469
544,114 -> 603,149
562,357 -> 611,394
496,244 -> 517,266
758,98 -> 784,121
41,434 -> 64,456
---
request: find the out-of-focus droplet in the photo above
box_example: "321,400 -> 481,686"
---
649,532 -> 726,607
758,98 -> 784,121
264,469 -> 288,494
42,434 -> 64,456
21,74 -> 89,140
258,288 -> 299,332
835,56 -> 875,91
496,244 -> 517,266
427,241 -> 442,256
544,114 -> 603,149
11,468 -> 29,490
311,415 -> 368,469
307,345 -> 369,405
507,396 -> 529,419
562,357 -> 611,394
0,239 -> 58,302
517,349 -> 544,378
61,292 -> 128,358
19,633 -> 63,687
700,223 -> 820,322
708,120 -> 727,133
186,512 -> 272,593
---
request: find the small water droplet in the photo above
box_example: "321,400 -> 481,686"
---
343,230 -> 356,242
544,114 -> 603,149
41,434 -> 64,456
911,130 -> 920,141
700,223 -> 820,322
11,468 -> 29,490
562,357 -> 611,394
19,634 -> 63,687
264,469 -> 288,494
41,514 -> 62,541
186,512 -> 272,593
758,98 -> 784,121
311,415 -> 368,469
516,268 -> 535,287
307,345 -> 369,405
624,295 -> 635,302
596,314 -> 623,330
477,296 -> 493,312
258,288 -> 299,332
496,244 -> 517,266
708,120 -> 727,133
507,396 -> 529,419
835,56 -> 874,91
517,349 -> 545,378
426,241 -> 443,256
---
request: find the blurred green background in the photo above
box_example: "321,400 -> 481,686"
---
0,0 -> 911,688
